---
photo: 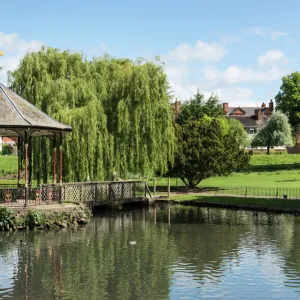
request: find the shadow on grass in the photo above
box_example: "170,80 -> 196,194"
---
275,180 -> 300,183
251,163 -> 300,172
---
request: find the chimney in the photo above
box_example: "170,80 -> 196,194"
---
269,99 -> 274,112
223,102 -> 228,114
174,98 -> 181,115
255,108 -> 262,121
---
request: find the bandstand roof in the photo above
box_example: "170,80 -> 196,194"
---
0,83 -> 72,137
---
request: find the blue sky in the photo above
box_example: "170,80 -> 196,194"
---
1,0 -> 299,106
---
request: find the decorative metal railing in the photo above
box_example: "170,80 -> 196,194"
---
0,181 -> 151,206
49,181 -> 150,204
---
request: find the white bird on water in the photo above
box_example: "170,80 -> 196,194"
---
128,241 -> 136,245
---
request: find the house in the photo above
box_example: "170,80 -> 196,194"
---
0,137 -> 17,154
223,100 -> 274,135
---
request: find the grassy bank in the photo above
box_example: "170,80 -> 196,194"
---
0,155 -> 18,174
0,204 -> 92,231
250,154 -> 300,171
148,170 -> 300,190
169,194 -> 300,210
201,170 -> 300,188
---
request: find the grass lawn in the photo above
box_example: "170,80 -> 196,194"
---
201,170 -> 300,188
146,154 -> 300,190
250,154 -> 300,165
170,194 -> 300,210
0,155 -> 18,174
148,170 -> 300,190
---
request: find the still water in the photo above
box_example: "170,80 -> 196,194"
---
1,204 -> 300,299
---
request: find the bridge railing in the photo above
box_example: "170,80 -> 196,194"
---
0,181 -> 150,206
41,181 -> 151,204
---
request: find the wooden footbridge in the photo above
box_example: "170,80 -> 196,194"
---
0,181 -> 152,207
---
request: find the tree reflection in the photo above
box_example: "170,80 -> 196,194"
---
2,205 -> 300,299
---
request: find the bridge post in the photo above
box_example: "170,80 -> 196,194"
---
121,182 -> 124,200
24,131 -> 28,207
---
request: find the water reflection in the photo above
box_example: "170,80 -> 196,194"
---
1,205 -> 300,299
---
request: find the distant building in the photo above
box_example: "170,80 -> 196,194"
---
171,98 -> 181,119
0,137 -> 17,154
223,100 -> 274,135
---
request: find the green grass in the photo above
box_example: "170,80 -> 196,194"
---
170,195 -> 300,209
201,170 -> 300,188
146,154 -> 300,190
148,170 -> 300,189
0,155 -> 18,174
250,154 -> 300,165
250,154 -> 300,171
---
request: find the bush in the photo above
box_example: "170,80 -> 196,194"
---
2,144 -> 14,155
26,209 -> 44,228
0,206 -> 12,229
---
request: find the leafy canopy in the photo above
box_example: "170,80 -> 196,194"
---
8,47 -> 175,183
169,116 -> 251,188
251,111 -> 293,154
177,91 -> 224,125
275,72 -> 300,133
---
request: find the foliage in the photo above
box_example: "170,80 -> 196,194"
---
226,118 -> 249,148
275,72 -> 300,133
2,144 -> 14,155
25,209 -> 44,228
8,47 -> 175,183
0,206 -> 12,229
177,91 -> 224,125
168,116 -> 251,188
251,111 -> 293,154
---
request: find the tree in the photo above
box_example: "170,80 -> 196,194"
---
177,91 -> 224,125
251,111 -> 293,154
226,118 -> 249,148
8,47 -> 175,183
275,72 -> 300,134
169,116 -> 251,188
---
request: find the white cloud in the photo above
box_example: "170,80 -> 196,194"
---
168,80 -> 198,101
168,78 -> 254,105
164,64 -> 187,85
257,50 -> 286,66
249,27 -> 288,41
0,32 -> 42,84
202,65 -> 286,86
165,48 -> 289,105
270,31 -> 288,41
165,40 -> 226,62
212,87 -> 254,106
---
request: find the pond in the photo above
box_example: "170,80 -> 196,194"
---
1,204 -> 300,299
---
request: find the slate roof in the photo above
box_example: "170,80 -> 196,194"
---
227,107 -> 256,116
0,83 -> 72,137
226,115 -> 268,128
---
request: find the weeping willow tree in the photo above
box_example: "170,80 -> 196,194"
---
8,47 -> 175,183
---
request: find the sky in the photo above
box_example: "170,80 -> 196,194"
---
0,0 -> 300,107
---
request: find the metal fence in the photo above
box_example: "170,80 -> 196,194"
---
0,181 -> 151,206
0,186 -> 61,206
42,181 -> 150,204
204,185 -> 300,200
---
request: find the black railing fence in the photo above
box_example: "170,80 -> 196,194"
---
208,185 -> 300,199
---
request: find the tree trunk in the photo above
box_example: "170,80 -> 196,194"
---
267,145 -> 270,155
